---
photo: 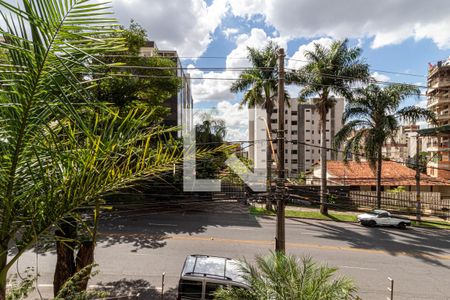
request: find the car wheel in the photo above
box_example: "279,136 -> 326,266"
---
367,220 -> 376,227
398,222 -> 407,230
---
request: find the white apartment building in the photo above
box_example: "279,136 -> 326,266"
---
249,98 -> 344,178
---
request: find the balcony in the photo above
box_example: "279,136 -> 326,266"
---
428,97 -> 450,108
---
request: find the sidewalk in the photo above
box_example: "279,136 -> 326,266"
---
251,202 -> 450,227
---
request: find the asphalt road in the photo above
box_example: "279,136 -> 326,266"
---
12,204 -> 450,300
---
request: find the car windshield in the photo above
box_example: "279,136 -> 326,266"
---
369,210 -> 388,216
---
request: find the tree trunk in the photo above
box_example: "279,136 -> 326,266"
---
376,146 -> 383,209
266,108 -> 273,211
0,243 -> 8,300
53,219 -> 77,296
76,241 -> 95,291
320,114 -> 328,215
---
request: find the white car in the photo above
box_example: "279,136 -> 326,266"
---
357,210 -> 411,229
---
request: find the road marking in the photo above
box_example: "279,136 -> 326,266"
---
148,222 -> 178,227
168,235 -> 450,261
340,265 -> 377,271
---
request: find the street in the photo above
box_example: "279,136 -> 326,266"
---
14,203 -> 450,300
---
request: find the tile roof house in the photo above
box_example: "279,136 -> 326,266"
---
310,161 -> 449,191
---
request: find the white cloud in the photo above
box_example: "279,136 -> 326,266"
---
227,0 -> 450,49
287,37 -> 333,70
216,101 -> 249,141
227,0 -> 265,18
371,72 -> 391,83
195,102 -> 249,141
190,28 -> 283,103
112,0 -> 228,57
223,27 -> 239,40
189,65 -> 236,103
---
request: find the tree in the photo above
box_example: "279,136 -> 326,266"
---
231,42 -> 289,210
0,0 -> 122,297
0,1 -> 184,299
293,39 -> 369,214
195,112 -> 228,179
215,252 -> 358,300
90,19 -> 178,111
96,21 -> 181,116
333,83 -> 436,208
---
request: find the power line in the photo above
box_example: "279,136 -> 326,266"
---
95,54 -> 430,78
92,71 -> 429,90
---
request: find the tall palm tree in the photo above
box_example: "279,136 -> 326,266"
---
334,83 -> 436,208
215,252 -> 358,300
293,39 -> 369,214
231,42 -> 288,210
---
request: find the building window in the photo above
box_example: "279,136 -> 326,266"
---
271,119 -> 277,123
292,159 -> 298,164
312,130 -> 314,134
306,109 -> 311,112
306,149 -> 310,152
306,139 -> 310,142
292,121 -> 298,125
306,130 -> 310,132
306,159 -> 310,162
306,120 -> 311,122
292,150 -> 298,154
285,159 -> 288,163
273,109 -> 277,113
292,111 -> 298,115
312,149 -> 314,154
292,131 -> 298,135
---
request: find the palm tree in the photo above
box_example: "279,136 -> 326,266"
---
231,42 -> 289,210
293,39 -> 369,214
0,1 -> 184,298
333,83 -> 436,208
214,252 -> 358,300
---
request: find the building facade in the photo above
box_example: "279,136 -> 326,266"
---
139,41 -> 194,134
382,124 -> 419,162
249,98 -> 344,178
425,59 -> 450,179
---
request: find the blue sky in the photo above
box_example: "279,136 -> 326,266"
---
111,0 -> 450,140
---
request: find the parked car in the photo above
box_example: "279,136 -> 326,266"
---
177,254 -> 249,300
357,210 -> 411,229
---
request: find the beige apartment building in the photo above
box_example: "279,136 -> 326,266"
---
382,124 -> 419,162
249,98 -> 344,178
425,59 -> 450,179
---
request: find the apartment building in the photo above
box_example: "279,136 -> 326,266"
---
249,98 -> 344,178
139,41 -> 194,133
424,59 -> 450,179
382,124 -> 419,162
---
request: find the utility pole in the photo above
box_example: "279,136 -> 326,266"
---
275,48 -> 286,253
415,134 -> 421,222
